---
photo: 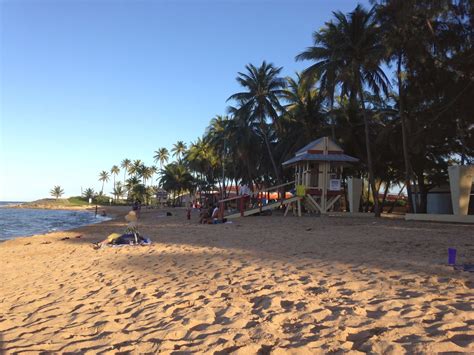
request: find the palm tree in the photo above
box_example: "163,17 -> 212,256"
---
50,185 -> 64,199
206,115 -> 230,197
227,61 -> 286,184
172,141 -> 187,161
121,159 -> 131,185
140,166 -> 153,187
82,187 -> 95,201
110,165 -> 120,191
375,0 -> 419,212
150,165 -> 158,186
153,148 -> 170,170
160,162 -> 194,206
98,170 -> 110,195
297,5 -> 390,216
129,159 -> 144,179
125,176 -> 141,192
111,182 -> 125,202
279,73 -> 327,157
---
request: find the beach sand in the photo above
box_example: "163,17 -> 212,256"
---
0,208 -> 473,353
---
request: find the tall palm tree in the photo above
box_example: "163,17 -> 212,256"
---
140,166 -> 153,187
186,137 -> 220,191
279,73 -> 327,157
206,115 -> 230,197
375,0 -> 419,212
297,5 -> 390,216
110,165 -> 120,191
82,187 -> 95,200
121,159 -> 131,185
172,141 -> 187,161
50,185 -> 64,199
129,159 -> 144,179
227,104 -> 263,185
111,182 -> 125,202
153,147 -> 170,179
98,170 -> 110,195
160,162 -> 194,206
227,61 -> 286,183
150,165 -> 158,186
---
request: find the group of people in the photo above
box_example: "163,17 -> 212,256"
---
198,204 -> 226,224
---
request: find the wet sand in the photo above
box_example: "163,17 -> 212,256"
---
0,208 -> 473,353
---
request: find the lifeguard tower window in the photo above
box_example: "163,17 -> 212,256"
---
309,163 -> 319,187
330,165 -> 341,176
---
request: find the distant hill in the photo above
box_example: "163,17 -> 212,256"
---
13,197 -> 92,210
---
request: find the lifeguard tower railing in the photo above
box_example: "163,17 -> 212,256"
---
218,181 -> 297,219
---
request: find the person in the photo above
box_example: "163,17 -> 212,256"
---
199,209 -> 209,224
132,200 -> 142,218
199,205 -> 212,224
93,232 -> 148,249
211,205 -> 220,223
186,202 -> 192,220
93,211 -> 146,249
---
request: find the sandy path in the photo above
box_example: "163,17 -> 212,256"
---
0,208 -> 473,353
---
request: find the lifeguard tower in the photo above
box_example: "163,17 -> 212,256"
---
282,136 -> 358,215
219,136 -> 360,218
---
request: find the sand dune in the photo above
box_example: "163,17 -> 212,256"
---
0,208 -> 473,353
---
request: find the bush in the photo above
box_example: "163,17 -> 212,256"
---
68,196 -> 89,205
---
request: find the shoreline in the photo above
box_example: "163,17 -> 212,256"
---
1,209 -> 472,353
0,206 -> 130,242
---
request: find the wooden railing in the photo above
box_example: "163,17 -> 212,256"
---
218,181 -> 295,218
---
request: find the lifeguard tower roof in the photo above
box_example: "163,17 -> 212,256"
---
282,137 -> 358,166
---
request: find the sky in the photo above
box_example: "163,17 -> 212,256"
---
0,0 -> 371,201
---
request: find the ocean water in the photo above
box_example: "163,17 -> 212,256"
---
0,201 -> 110,241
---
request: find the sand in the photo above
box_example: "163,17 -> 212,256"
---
0,207 -> 473,353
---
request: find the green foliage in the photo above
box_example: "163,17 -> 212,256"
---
82,188 -> 95,200
67,196 -> 89,205
50,185 -> 64,199
92,1 -> 472,214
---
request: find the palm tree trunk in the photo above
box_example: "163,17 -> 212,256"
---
222,145 -> 226,199
358,86 -> 380,217
381,181 -> 390,213
261,126 -> 281,184
398,55 -> 416,213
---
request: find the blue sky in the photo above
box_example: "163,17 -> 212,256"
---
1,0 -> 371,201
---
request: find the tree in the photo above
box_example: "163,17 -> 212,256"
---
121,159 -> 131,185
279,73 -> 327,159
374,0 -> 474,212
82,187 -> 95,200
375,0 -> 420,213
150,165 -> 158,186
154,147 -> 170,171
110,165 -> 120,191
129,160 -> 144,180
185,137 -> 220,197
172,141 -> 187,161
140,166 -> 153,187
98,170 -> 110,195
227,61 -> 286,184
111,182 -> 125,202
160,162 -> 194,206
297,5 -> 390,216
206,115 -> 231,198
50,185 -> 64,199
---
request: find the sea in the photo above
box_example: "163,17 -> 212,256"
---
0,201 -> 111,241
